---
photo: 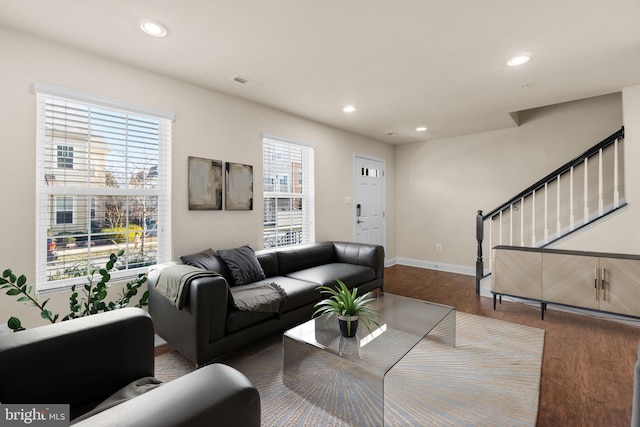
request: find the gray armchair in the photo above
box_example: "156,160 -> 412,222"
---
0,308 -> 260,427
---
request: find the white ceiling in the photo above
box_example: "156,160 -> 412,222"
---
1,0 -> 639,144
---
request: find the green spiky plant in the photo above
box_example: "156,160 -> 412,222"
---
312,278 -> 380,336
1,250 -> 148,332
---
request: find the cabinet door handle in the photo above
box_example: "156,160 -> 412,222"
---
594,267 -> 598,300
600,267 -> 606,301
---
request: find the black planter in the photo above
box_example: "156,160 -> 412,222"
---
338,316 -> 359,337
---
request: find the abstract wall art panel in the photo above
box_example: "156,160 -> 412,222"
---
188,156 -> 223,210
225,162 -> 253,210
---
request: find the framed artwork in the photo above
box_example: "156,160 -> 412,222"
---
225,162 -> 253,210
188,156 -> 223,210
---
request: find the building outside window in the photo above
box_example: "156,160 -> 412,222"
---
56,145 -> 74,169
35,83 -> 173,292
55,196 -> 74,225
262,135 -> 315,248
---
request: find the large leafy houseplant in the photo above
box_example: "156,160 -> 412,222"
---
313,279 -> 380,337
1,250 -> 148,332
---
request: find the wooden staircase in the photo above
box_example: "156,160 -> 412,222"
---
475,127 -> 625,293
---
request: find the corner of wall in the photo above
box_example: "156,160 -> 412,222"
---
554,86 -> 640,255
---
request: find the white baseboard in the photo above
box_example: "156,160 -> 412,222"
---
392,257 -> 475,276
385,257 -> 398,268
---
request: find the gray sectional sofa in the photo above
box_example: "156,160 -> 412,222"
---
148,241 -> 385,366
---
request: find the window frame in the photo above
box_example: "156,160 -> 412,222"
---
262,134 -> 315,249
35,83 -> 173,293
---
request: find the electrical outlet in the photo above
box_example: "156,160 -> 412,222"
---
436,244 -> 443,252
0,323 -> 10,336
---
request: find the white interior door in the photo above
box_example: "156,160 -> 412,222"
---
354,155 -> 385,248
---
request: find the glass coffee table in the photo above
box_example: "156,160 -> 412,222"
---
283,293 -> 455,426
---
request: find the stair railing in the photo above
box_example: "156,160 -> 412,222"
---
475,127 -> 625,294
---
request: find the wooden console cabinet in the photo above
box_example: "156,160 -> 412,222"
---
492,246 -> 640,319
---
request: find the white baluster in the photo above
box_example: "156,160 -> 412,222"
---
598,148 -> 604,216
556,175 -> 561,238
614,138 -> 620,208
520,197 -> 525,246
488,218 -> 493,268
509,204 -> 513,246
584,158 -> 589,224
531,189 -> 536,246
544,183 -> 549,244
499,210 -> 503,246
570,167 -> 575,230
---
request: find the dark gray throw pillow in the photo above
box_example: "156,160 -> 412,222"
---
180,248 -> 220,271
217,245 -> 266,286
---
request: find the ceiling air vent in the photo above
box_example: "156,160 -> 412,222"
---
229,74 -> 263,88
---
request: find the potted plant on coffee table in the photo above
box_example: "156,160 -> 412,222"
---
313,279 -> 380,338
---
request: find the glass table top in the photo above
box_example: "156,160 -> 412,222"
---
284,293 -> 456,376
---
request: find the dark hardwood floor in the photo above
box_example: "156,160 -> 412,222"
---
384,264 -> 640,426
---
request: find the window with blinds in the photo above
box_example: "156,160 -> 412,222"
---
262,136 -> 315,248
35,83 -> 173,292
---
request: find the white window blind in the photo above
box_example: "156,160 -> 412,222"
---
35,84 -> 173,292
262,136 -> 315,248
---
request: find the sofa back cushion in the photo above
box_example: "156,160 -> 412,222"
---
256,250 -> 279,278
276,242 -> 335,275
180,248 -> 234,284
333,241 -> 385,279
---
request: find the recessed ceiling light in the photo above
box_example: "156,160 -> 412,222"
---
507,55 -> 530,66
139,19 -> 168,37
342,105 -> 356,113
416,126 -> 428,132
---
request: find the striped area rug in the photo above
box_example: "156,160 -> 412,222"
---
155,312 -> 544,426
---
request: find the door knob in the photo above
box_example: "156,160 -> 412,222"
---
356,219 -> 364,224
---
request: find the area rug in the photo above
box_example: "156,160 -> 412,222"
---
155,312 -> 545,426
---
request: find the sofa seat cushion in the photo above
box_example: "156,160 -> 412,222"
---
72,377 -> 163,423
262,276 -> 321,312
226,276 -> 319,333
286,263 -> 375,289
